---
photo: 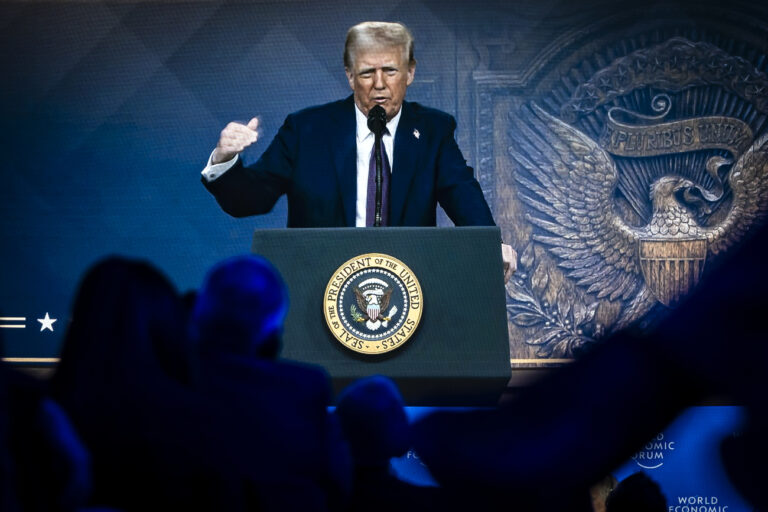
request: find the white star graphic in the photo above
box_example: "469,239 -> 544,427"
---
37,313 -> 57,332
413,129 -> 420,139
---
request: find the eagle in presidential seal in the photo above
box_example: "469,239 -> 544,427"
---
353,284 -> 394,323
505,37 -> 768,359
324,253 -> 422,355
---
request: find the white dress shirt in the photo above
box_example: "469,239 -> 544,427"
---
353,105 -> 400,227
201,104 -> 401,227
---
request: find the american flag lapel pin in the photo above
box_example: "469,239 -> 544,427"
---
413,129 -> 420,139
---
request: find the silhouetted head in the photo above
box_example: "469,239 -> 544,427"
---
606,472 -> 666,512
190,255 -> 289,358
335,375 -> 409,468
591,473 -> 618,512
52,257 -> 187,401
721,422 -> 768,510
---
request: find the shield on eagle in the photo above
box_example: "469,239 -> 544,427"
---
367,301 -> 380,320
639,237 -> 707,307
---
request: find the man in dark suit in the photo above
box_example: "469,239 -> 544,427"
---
202,21 -> 516,278
189,255 -> 352,510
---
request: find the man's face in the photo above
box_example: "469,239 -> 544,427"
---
346,45 -> 415,121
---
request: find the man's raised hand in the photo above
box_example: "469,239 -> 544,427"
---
212,117 -> 259,164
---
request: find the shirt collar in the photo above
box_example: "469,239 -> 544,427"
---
355,104 -> 402,142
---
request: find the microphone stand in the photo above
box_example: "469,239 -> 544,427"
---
367,105 -> 387,227
373,130 -> 383,227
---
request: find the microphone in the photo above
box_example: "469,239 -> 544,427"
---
367,105 -> 387,138
367,105 -> 387,227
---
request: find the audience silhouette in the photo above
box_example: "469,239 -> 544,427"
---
190,255 -> 288,359
50,258 -> 236,510
189,255 -> 351,511
589,474 -> 617,512
1,325 -> 91,512
605,472 -> 666,512
409,218 -> 768,511
1,214 -> 766,511
333,375 -> 445,511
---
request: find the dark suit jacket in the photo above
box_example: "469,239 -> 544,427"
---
194,353 -> 350,511
203,96 -> 495,227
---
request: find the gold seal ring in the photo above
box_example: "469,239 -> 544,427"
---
323,253 -> 423,354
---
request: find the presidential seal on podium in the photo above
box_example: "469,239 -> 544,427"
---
324,253 -> 422,355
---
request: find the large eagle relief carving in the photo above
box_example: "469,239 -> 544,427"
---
504,38 -> 768,360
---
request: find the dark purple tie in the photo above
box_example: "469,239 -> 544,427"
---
366,137 -> 391,226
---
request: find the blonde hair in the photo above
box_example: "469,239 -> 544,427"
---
344,21 -> 415,69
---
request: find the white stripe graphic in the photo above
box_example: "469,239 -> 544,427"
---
2,358 -> 60,363
0,316 -> 26,329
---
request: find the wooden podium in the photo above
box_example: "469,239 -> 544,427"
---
252,227 -> 510,405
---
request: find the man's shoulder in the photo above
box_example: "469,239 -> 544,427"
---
284,98 -> 455,124
403,101 -> 457,133
287,97 -> 352,123
401,101 -> 458,138
404,101 -> 455,121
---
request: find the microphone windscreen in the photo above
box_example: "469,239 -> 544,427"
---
367,105 -> 387,136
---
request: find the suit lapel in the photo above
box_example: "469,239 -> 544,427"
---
331,96 -> 357,227
390,101 -> 420,226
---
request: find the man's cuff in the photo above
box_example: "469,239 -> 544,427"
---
201,151 -> 238,182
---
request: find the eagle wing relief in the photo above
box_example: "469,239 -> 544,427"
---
380,287 -> 393,311
353,287 -> 369,321
509,103 -> 642,303
704,132 -> 768,256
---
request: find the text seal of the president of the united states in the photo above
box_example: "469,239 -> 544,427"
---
324,253 -> 422,354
